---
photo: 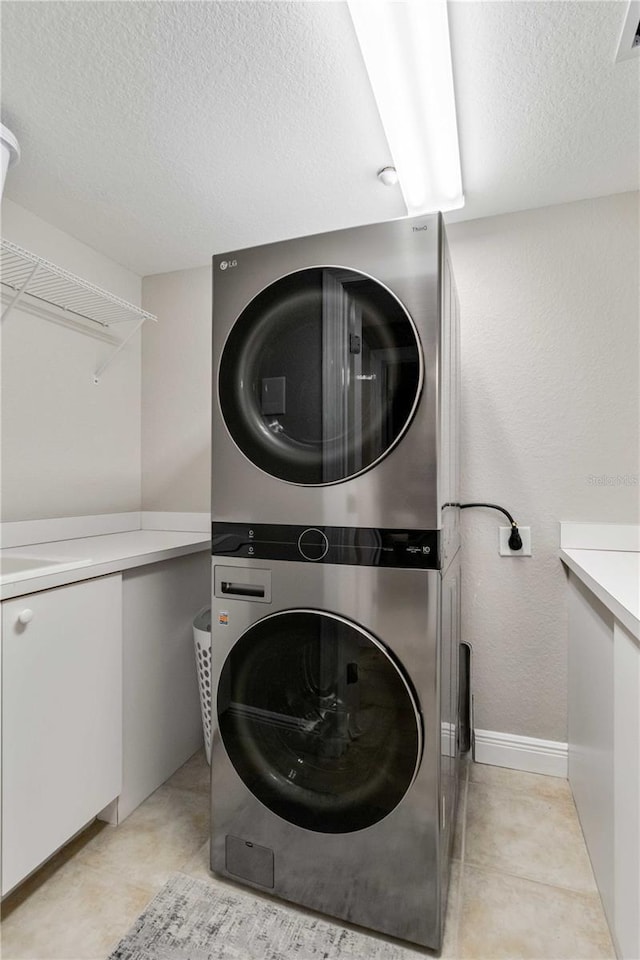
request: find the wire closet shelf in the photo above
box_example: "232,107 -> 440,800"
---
0,238 -> 157,382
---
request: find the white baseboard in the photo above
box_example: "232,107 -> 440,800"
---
474,728 -> 568,778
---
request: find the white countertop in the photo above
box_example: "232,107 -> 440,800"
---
560,547 -> 639,640
0,530 -> 211,600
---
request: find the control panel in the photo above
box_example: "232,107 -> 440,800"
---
212,522 -> 440,570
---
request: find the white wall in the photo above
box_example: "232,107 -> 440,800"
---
141,266 -> 211,512
447,191 -> 639,742
1,198 -> 142,520
136,191 -> 639,747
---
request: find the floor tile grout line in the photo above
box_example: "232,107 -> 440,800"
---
452,761 -> 469,954
137,780 -> 211,804
469,769 -> 569,784
456,856 -> 616,956
5,754 -> 611,960
65,857 -> 160,902
71,839 -> 210,890
0,853 -> 153,916
459,762 -> 470,865
462,858 -> 602,899
466,779 -> 573,805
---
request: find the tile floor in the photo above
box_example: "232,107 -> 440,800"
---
1,751 -> 615,960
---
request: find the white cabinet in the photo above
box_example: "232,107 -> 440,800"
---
568,571 -> 640,960
1,575 -> 122,895
118,553 -> 208,821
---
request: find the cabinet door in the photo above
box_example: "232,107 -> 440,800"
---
2,574 -> 122,895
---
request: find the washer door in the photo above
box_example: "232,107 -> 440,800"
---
217,610 -> 422,834
218,267 -> 422,485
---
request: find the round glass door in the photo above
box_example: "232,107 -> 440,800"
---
217,610 -> 422,834
218,267 -> 422,485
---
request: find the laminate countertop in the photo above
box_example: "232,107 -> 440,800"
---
0,530 -> 211,600
560,547 -> 639,641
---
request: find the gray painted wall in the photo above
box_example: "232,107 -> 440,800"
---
447,191 -> 639,741
0,199 -> 142,521
141,266 -> 211,512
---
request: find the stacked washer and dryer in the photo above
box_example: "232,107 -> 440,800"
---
210,214 -> 461,951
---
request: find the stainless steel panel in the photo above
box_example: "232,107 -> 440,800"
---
213,564 -> 272,603
439,231 -> 461,572
212,215 -> 442,531
210,559 -> 447,948
225,835 -> 274,888
439,549 -> 461,938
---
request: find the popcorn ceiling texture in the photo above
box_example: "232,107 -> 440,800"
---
1,2 -> 638,276
446,191 -> 639,742
0,1 -> 402,277
447,0 -> 640,225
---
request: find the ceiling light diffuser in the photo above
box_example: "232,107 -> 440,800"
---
348,0 -> 464,215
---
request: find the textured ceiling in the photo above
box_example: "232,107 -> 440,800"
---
446,0 -> 640,224
1,1 -> 638,276
1,1 -> 404,275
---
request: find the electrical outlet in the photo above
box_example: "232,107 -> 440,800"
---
499,526 -> 532,556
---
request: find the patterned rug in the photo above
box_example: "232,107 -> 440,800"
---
107,872 -> 429,959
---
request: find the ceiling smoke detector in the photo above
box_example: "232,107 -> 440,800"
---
377,166 -> 399,187
616,0 -> 640,61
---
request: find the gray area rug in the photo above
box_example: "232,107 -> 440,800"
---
107,872 -> 428,959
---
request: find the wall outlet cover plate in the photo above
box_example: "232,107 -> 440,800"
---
499,526 -> 532,556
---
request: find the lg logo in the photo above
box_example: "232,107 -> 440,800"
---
219,259 -> 238,271
412,225 -> 428,232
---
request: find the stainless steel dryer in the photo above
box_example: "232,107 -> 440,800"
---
212,213 -> 460,566
209,551 -> 461,950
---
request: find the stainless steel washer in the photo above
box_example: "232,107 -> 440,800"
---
210,551 -> 461,950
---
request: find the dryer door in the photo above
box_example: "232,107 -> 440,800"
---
217,610 -> 422,834
218,267 -> 422,485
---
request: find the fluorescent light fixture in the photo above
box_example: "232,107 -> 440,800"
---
348,0 -> 464,215
615,0 -> 640,61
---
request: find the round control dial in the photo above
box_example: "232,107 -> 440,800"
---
298,528 -> 329,561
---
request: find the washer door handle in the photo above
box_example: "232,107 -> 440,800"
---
221,581 -> 265,598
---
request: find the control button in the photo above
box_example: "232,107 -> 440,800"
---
298,528 -> 329,561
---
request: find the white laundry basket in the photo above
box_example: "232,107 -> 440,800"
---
193,606 -> 213,764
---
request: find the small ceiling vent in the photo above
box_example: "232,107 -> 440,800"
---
616,0 -> 640,61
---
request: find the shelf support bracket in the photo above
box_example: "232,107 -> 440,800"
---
92,317 -> 145,384
1,261 -> 41,322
